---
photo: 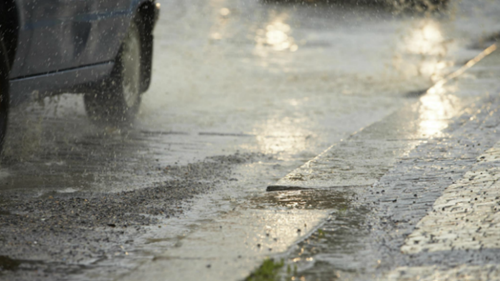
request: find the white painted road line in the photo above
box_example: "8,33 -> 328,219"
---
402,141 -> 500,254
386,265 -> 500,281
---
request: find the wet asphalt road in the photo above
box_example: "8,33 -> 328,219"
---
1,0 -> 500,280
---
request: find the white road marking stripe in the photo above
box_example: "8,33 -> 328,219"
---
385,265 -> 500,281
402,141 -> 500,254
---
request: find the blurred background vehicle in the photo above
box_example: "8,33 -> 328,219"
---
263,0 -> 449,12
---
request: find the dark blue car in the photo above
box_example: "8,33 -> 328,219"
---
0,0 -> 160,152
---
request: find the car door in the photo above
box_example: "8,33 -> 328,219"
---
16,0 -> 91,76
80,0 -> 133,67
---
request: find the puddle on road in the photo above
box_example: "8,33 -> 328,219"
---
251,189 -> 374,278
286,206 -> 373,280
253,189 -> 355,210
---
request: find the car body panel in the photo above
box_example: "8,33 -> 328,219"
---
82,1 -> 131,69
14,0 -> 91,77
11,0 -> 130,78
9,62 -> 114,106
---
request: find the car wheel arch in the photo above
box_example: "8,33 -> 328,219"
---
136,1 -> 156,93
0,0 -> 19,69
0,40 -> 10,154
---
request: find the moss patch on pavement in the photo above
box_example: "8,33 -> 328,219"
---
246,258 -> 284,281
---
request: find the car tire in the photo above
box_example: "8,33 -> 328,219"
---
84,15 -> 144,126
0,41 -> 9,155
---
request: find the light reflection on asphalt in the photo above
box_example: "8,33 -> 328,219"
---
253,115 -> 313,158
395,19 -> 452,83
418,89 -> 460,138
255,13 -> 298,53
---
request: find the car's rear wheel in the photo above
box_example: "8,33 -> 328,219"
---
0,41 -> 9,154
84,16 -> 144,126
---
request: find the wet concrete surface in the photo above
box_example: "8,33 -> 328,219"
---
1,0 -> 500,280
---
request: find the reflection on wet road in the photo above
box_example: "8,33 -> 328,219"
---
1,0 -> 480,193
1,0 -> 500,280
